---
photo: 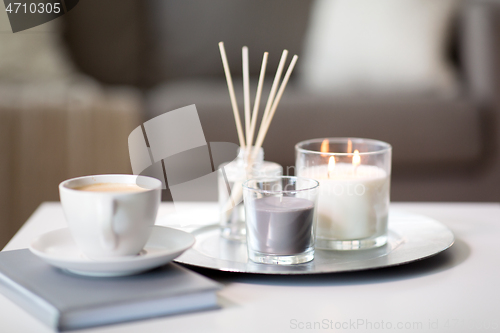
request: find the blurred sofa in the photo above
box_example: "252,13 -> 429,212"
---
152,1 -> 500,203
62,0 -> 500,203
3,0 -> 500,247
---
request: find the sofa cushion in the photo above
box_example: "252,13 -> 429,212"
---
300,0 -> 460,97
0,11 -> 74,82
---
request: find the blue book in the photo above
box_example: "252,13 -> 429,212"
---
0,249 -> 222,331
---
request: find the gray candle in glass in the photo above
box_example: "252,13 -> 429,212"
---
246,196 -> 314,255
243,176 -> 318,265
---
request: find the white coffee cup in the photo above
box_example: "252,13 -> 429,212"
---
59,174 -> 162,258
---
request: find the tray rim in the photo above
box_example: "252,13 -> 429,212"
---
174,210 -> 455,275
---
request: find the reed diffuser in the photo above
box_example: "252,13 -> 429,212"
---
217,42 -> 298,241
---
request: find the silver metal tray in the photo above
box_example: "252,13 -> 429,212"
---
174,210 -> 455,275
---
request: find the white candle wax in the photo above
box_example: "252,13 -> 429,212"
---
300,163 -> 390,240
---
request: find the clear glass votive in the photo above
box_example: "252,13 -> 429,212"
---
295,138 -> 392,250
243,176 -> 319,265
218,147 -> 282,241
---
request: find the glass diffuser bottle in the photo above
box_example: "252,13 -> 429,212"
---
218,147 -> 282,241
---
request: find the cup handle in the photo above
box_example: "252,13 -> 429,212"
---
99,197 -> 117,250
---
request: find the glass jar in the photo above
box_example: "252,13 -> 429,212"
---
243,176 -> 319,265
218,147 -> 282,241
296,138 -> 392,250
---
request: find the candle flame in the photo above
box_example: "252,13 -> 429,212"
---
352,149 -> 360,167
328,156 -> 336,178
347,139 -> 352,154
320,139 -> 329,157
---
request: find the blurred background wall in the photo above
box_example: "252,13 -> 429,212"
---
1,0 -> 500,248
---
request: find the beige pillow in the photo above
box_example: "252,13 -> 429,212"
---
300,0 -> 460,96
0,9 -> 75,82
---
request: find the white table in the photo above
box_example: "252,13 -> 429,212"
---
2,202 -> 500,333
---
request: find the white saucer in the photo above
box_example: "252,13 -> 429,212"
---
29,226 -> 195,277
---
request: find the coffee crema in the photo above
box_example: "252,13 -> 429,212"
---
73,183 -> 147,193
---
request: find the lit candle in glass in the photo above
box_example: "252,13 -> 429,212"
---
296,138 -> 391,250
